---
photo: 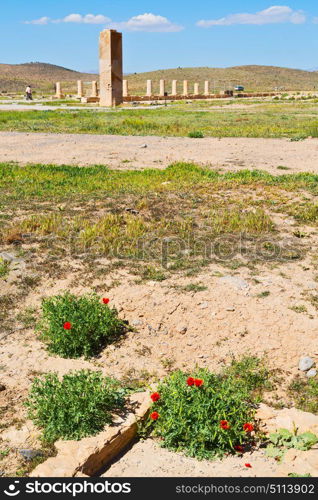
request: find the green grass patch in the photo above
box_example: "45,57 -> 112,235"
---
288,376 -> 318,414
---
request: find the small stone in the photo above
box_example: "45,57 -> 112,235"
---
306,369 -> 317,378
176,325 -> 187,334
131,319 -> 143,327
0,384 -> 5,392
199,302 -> 209,309
140,144 -> 147,148
298,356 -> 315,372
226,307 -> 235,312
19,449 -> 42,461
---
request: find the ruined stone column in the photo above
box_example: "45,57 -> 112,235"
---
123,80 -> 128,97
183,80 -> 188,96
99,29 -> 123,107
204,81 -> 209,96
55,82 -> 62,98
146,80 -> 152,97
91,81 -> 98,97
171,80 -> 177,95
159,79 -> 165,97
77,80 -> 83,98
194,83 -> 199,95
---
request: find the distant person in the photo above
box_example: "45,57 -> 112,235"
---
25,85 -> 33,101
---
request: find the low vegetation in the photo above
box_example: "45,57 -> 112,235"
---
146,358 -> 271,460
37,292 -> 125,358
26,370 -> 126,442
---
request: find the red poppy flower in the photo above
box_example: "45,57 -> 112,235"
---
194,379 -> 204,387
102,298 -> 110,304
150,411 -> 159,420
220,420 -> 230,430
243,423 -> 254,433
234,445 -> 244,453
245,463 -> 252,468
150,392 -> 160,402
187,377 -> 195,386
63,322 -> 72,330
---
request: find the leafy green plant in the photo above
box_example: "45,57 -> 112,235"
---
0,257 -> 9,278
37,292 -> 125,358
223,356 -> 275,399
26,370 -> 126,442
146,368 -> 257,460
266,428 -> 318,461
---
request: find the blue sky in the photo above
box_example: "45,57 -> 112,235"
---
1,1 -> 318,73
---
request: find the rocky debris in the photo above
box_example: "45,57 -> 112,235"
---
256,404 -> 318,435
0,384 -> 6,392
226,307 -> 235,312
125,208 -> 139,215
30,392 -> 150,478
131,319 -> 143,327
218,276 -> 249,291
306,369 -> 317,378
298,356 -> 315,372
139,144 -> 147,149
199,302 -> 209,309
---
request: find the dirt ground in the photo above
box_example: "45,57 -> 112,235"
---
0,132 -> 317,173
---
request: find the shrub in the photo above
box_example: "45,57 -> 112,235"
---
37,292 -> 125,358
188,130 -> 204,138
26,370 -> 125,442
147,368 -> 256,459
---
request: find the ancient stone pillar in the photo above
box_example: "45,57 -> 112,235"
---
99,29 -> 123,107
194,83 -> 199,95
171,80 -> 177,95
77,80 -> 83,98
183,80 -> 188,96
204,81 -> 209,96
146,80 -> 152,96
91,81 -> 98,97
159,79 -> 165,97
123,80 -> 128,97
55,82 -> 62,98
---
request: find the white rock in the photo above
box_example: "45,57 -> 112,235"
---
306,369 -> 317,378
298,356 -> 315,372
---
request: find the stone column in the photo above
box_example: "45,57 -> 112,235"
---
171,80 -> 177,95
55,82 -> 62,98
159,79 -> 165,97
194,83 -> 199,95
146,80 -> 152,97
99,29 -> 123,107
91,81 -> 98,97
204,81 -> 209,96
77,80 -> 83,98
123,80 -> 128,97
183,80 -> 188,96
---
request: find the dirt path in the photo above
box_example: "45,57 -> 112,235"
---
0,132 -> 317,173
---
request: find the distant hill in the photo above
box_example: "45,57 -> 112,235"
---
0,62 -> 97,93
126,65 -> 318,94
1,62 -> 318,95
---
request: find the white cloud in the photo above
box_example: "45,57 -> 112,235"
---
24,12 -> 183,32
62,14 -> 111,24
24,16 -> 50,25
110,13 -> 183,32
197,6 -> 306,27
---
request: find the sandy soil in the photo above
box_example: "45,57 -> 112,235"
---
0,132 -> 317,173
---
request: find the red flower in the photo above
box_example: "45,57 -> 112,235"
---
245,463 -> 252,468
234,445 -> 244,453
187,377 -> 195,386
63,322 -> 72,330
151,392 -> 160,402
102,298 -> 110,304
194,379 -> 204,387
150,411 -> 159,420
220,420 -> 230,430
243,423 -> 254,433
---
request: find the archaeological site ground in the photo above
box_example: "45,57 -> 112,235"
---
0,27 -> 318,482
